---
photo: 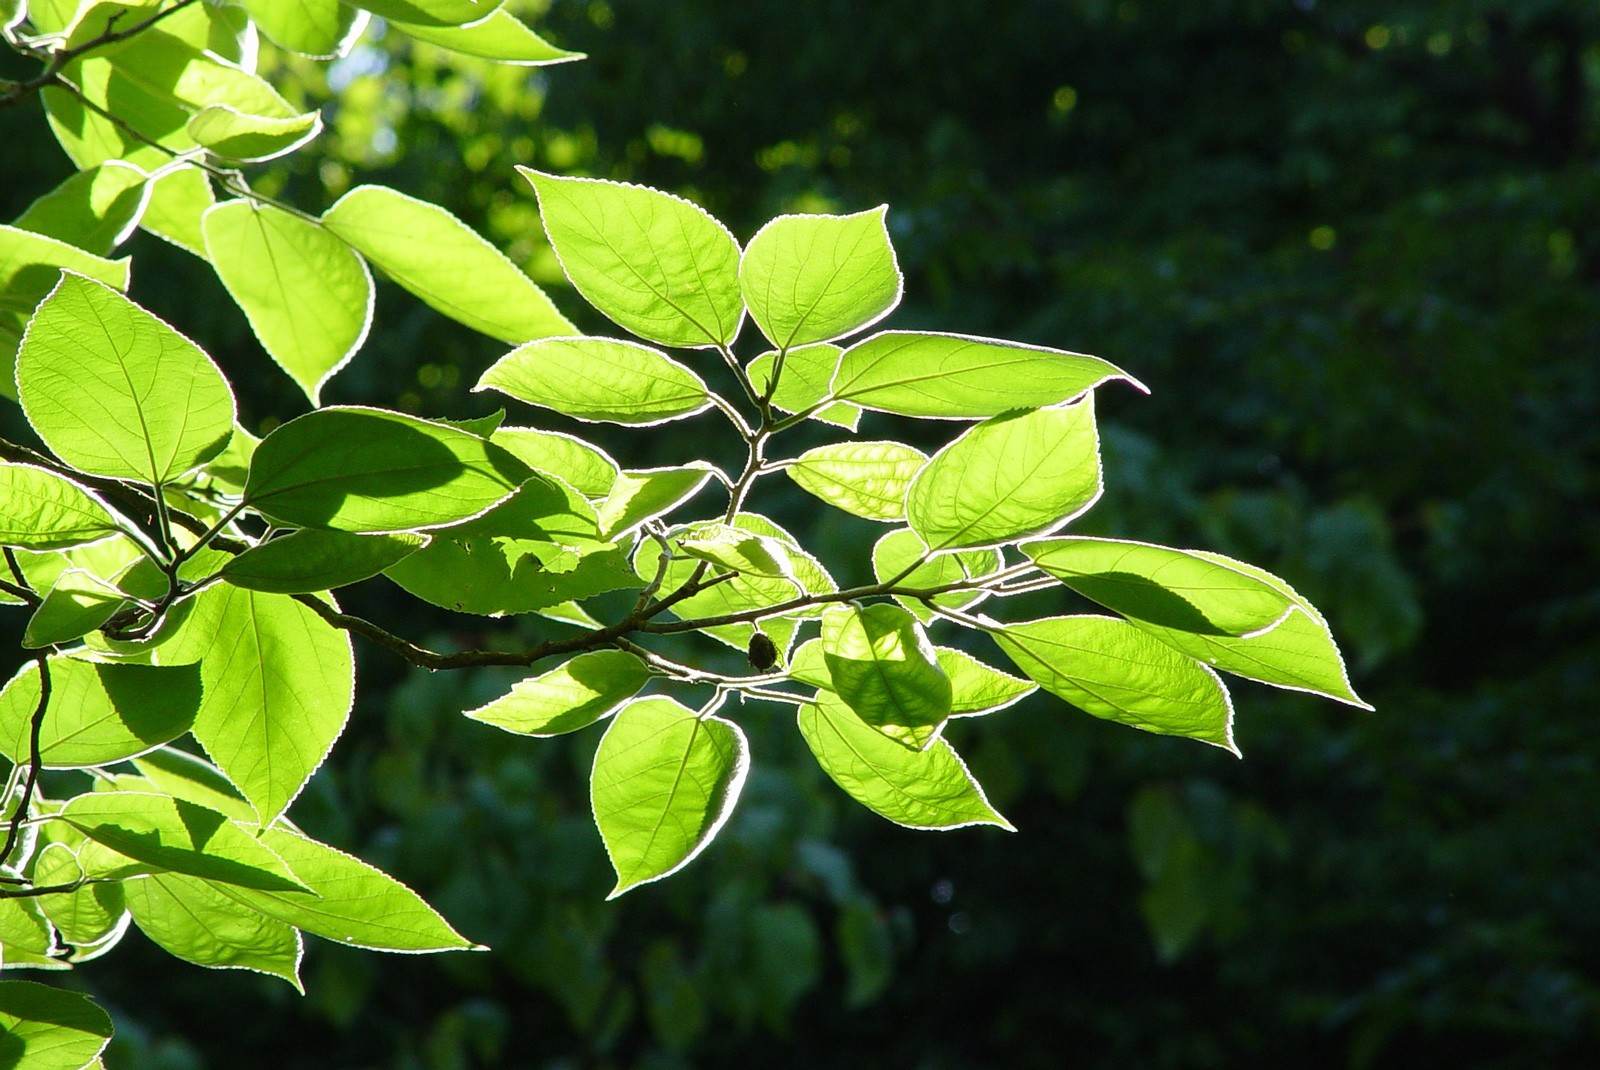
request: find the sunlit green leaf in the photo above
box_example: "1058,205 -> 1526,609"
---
0,224 -> 129,313
0,981 -> 113,1070
203,200 -> 372,404
831,331 -> 1143,418
221,530 -> 425,593
187,105 -> 323,161
0,894 -> 53,956
0,464 -> 121,550
677,524 -> 795,579
131,746 -> 256,824
491,427 -> 619,498
391,8 -> 582,64
33,844 -> 126,947
785,441 -> 926,522
466,650 -> 650,736
993,615 -> 1238,753
594,464 -> 717,541
242,0 -> 367,58
739,207 -> 902,348
0,657 -> 200,768
322,184 -> 574,343
869,527 -> 999,624
631,517 -> 803,652
244,407 -> 530,532
57,792 -> 310,891
478,336 -> 712,424
11,161 -> 149,256
346,0 -> 502,29
798,691 -> 1011,830
16,273 -> 234,484
22,569 -> 126,648
520,169 -> 744,347
907,397 -> 1101,551
747,344 -> 860,429
139,166 -> 213,258
125,872 -> 303,989
821,603 -> 951,750
937,647 -> 1036,716
591,697 -> 749,896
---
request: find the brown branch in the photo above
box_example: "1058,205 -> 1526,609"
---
0,654 -> 51,871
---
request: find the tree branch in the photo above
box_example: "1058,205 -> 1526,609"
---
0,0 -> 203,109
0,654 -> 51,873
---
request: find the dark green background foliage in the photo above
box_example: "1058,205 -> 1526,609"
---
4,0 -> 1598,1066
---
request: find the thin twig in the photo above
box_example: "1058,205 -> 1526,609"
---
0,654 -> 51,871
0,0 -> 203,109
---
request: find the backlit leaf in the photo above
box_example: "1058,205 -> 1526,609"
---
0,464 -> 121,550
477,336 -> 711,425
0,981 -> 113,1070
11,161 -> 149,256
221,530 -> 425,593
740,207 -> 902,348
391,9 -> 581,64
466,650 -> 650,736
594,464 -> 718,541
491,427 -> 620,498
187,105 -> 323,161
242,0 -> 367,58
0,223 -> 129,313
785,441 -> 926,522
870,527 -> 999,624
821,603 -> 951,750
125,872 -> 303,989
747,344 -> 860,429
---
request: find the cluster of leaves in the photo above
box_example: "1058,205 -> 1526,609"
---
1,0 -> 1371,1063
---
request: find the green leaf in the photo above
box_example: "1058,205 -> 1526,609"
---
747,344 -> 860,429
383,478 -> 634,615
139,166 -> 213,258
203,200 -> 372,404
22,569 -> 126,648
798,691 -> 1011,830
1127,553 -> 1371,709
0,464 -> 121,550
831,331 -> 1143,418
739,207 -> 902,348
32,844 -> 126,947
244,406 -> 529,533
465,650 -> 650,736
214,826 -> 482,952
591,697 -> 749,897
937,647 -> 1036,716
906,397 -> 1101,551
241,0 -> 367,58
125,872 -> 303,989
321,184 -> 573,343
346,0 -> 502,28
821,603 -> 951,750
1,312 -> 24,401
0,981 -> 113,1070
16,273 -> 234,484
631,519 -> 801,653
477,336 -> 711,425
187,105 -> 322,161
391,9 -> 582,64
519,169 -> 744,348
1024,536 -> 1297,637
785,441 -> 927,522
0,894 -> 54,956
220,530 -> 425,593
56,792 -> 310,892
993,615 -> 1238,753
491,427 -> 619,498
677,524 -> 795,579
0,658 -> 201,768
594,464 -> 717,541
154,585 -> 354,823
12,161 -> 149,256
0,224 -> 129,312
131,747 -> 256,824
870,527 -> 999,624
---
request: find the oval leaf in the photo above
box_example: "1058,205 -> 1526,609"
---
244,407 -> 530,533
821,603 -> 952,750
739,207 -> 903,348
0,657 -> 200,769
591,698 -> 749,897
221,530 -> 425,593
907,397 -> 1102,551
203,200 -> 373,404
0,223 -> 129,312
125,872 -> 303,989
16,273 -> 235,483
0,464 -> 121,550
491,427 -> 619,498
466,650 -> 650,736
993,615 -> 1238,753
187,104 -> 322,161
322,184 -> 573,343
241,0 -> 367,58
391,9 -> 582,64
831,331 -> 1143,418
785,440 -> 927,522
477,336 -> 711,425
520,169 -> 744,348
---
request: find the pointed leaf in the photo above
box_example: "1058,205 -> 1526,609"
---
203,200 -> 372,404
740,207 -> 902,348
131,746 -> 256,823
0,981 -> 113,1070
591,698 -> 749,896
594,464 -> 717,541
466,650 -> 650,736
346,0 -> 502,28
12,161 -> 149,256
16,273 -> 234,484
220,530 -> 425,593
187,105 -> 322,162
993,615 -> 1237,753
937,647 -> 1036,717
22,569 -> 126,648
0,464 -> 121,550
477,336 -> 711,424
491,427 -> 619,498
391,9 -> 581,64
56,792 -> 310,891
798,691 -> 1011,830
747,343 -> 859,429
820,604 -> 951,750
785,441 -> 926,522
831,331 -> 1143,418
322,184 -> 573,343
520,169 -> 743,347
125,872 -> 303,989
0,658 -> 201,768
907,397 -> 1101,551
870,527 -> 999,624
244,406 -> 530,532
